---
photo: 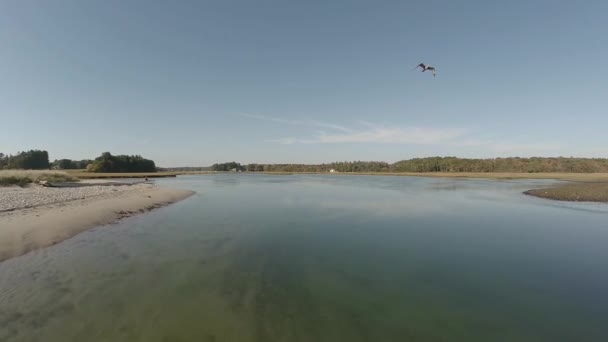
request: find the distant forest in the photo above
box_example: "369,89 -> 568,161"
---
3,151 -> 608,174
0,150 -> 50,170
1,150 -> 156,173
241,157 -> 608,173
158,167 -> 212,172
86,152 -> 156,173
211,162 -> 246,172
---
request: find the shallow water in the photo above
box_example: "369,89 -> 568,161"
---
1,175 -> 607,341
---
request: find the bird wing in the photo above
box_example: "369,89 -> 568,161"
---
411,63 -> 424,71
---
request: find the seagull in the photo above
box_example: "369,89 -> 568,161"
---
413,63 -> 436,77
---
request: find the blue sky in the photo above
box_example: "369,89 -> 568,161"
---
1,0 -> 607,166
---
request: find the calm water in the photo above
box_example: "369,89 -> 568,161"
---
1,175 -> 607,341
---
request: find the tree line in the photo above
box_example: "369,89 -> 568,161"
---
158,166 -> 212,172
239,157 -> 608,173
86,152 -> 156,172
245,161 -> 390,173
211,162 -> 246,171
0,150 -> 50,170
4,150 -> 608,174
1,150 -> 157,173
390,157 -> 608,173
53,159 -> 94,170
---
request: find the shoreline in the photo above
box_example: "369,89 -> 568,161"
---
65,170 -> 608,182
0,184 -> 194,262
251,171 -> 608,203
523,182 -> 608,203
251,171 -> 608,182
1,172 -> 605,263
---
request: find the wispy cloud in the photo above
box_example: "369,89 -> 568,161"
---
264,137 -> 299,145
239,113 -> 353,133
262,125 -> 469,145
242,113 -> 564,155
242,113 -> 468,145
310,127 -> 467,144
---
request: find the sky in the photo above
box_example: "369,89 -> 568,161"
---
1,0 -> 607,167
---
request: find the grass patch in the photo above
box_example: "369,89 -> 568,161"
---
0,170 -> 79,187
0,176 -> 31,187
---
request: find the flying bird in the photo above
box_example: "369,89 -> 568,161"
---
413,63 -> 436,77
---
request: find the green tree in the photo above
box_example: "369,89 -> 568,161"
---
54,159 -> 75,169
88,152 -> 156,173
6,150 -> 50,170
212,162 -> 244,171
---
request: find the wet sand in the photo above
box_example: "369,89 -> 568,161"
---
0,184 -> 194,262
524,182 -> 608,203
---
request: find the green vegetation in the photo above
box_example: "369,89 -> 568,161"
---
391,157 -> 608,173
158,166 -> 212,172
0,150 -> 50,170
87,152 -> 156,173
243,157 -> 608,173
211,162 -> 245,171
2,150 -> 157,174
357,172 -> 608,181
2,149 -> 164,178
0,170 -> 78,187
52,159 -> 93,170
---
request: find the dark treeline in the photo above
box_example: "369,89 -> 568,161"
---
159,166 -> 212,172
211,162 -> 245,171
2,150 -> 157,173
52,159 -> 93,170
0,150 -> 50,170
87,152 -> 157,173
390,157 -> 608,173
242,157 -> 608,173
246,161 -> 390,173
4,152 -> 608,174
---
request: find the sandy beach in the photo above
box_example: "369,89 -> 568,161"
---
0,183 -> 194,262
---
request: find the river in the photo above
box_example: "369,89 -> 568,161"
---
1,174 -> 607,341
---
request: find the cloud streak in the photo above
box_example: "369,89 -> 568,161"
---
309,127 -> 467,144
242,113 -> 563,155
242,113 -> 467,145
239,113 -> 353,133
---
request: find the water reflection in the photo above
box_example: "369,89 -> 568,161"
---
1,175 -> 607,341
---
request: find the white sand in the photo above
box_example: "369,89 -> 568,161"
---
0,184 -> 194,262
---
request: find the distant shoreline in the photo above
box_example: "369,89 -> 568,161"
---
248,171 -> 608,203
204,171 -> 608,203
59,169 -> 608,182
237,171 -> 608,181
67,169 -> 608,203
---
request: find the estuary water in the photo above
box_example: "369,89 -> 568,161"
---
1,174 -> 607,341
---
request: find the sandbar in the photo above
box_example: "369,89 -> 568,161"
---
0,184 -> 194,262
